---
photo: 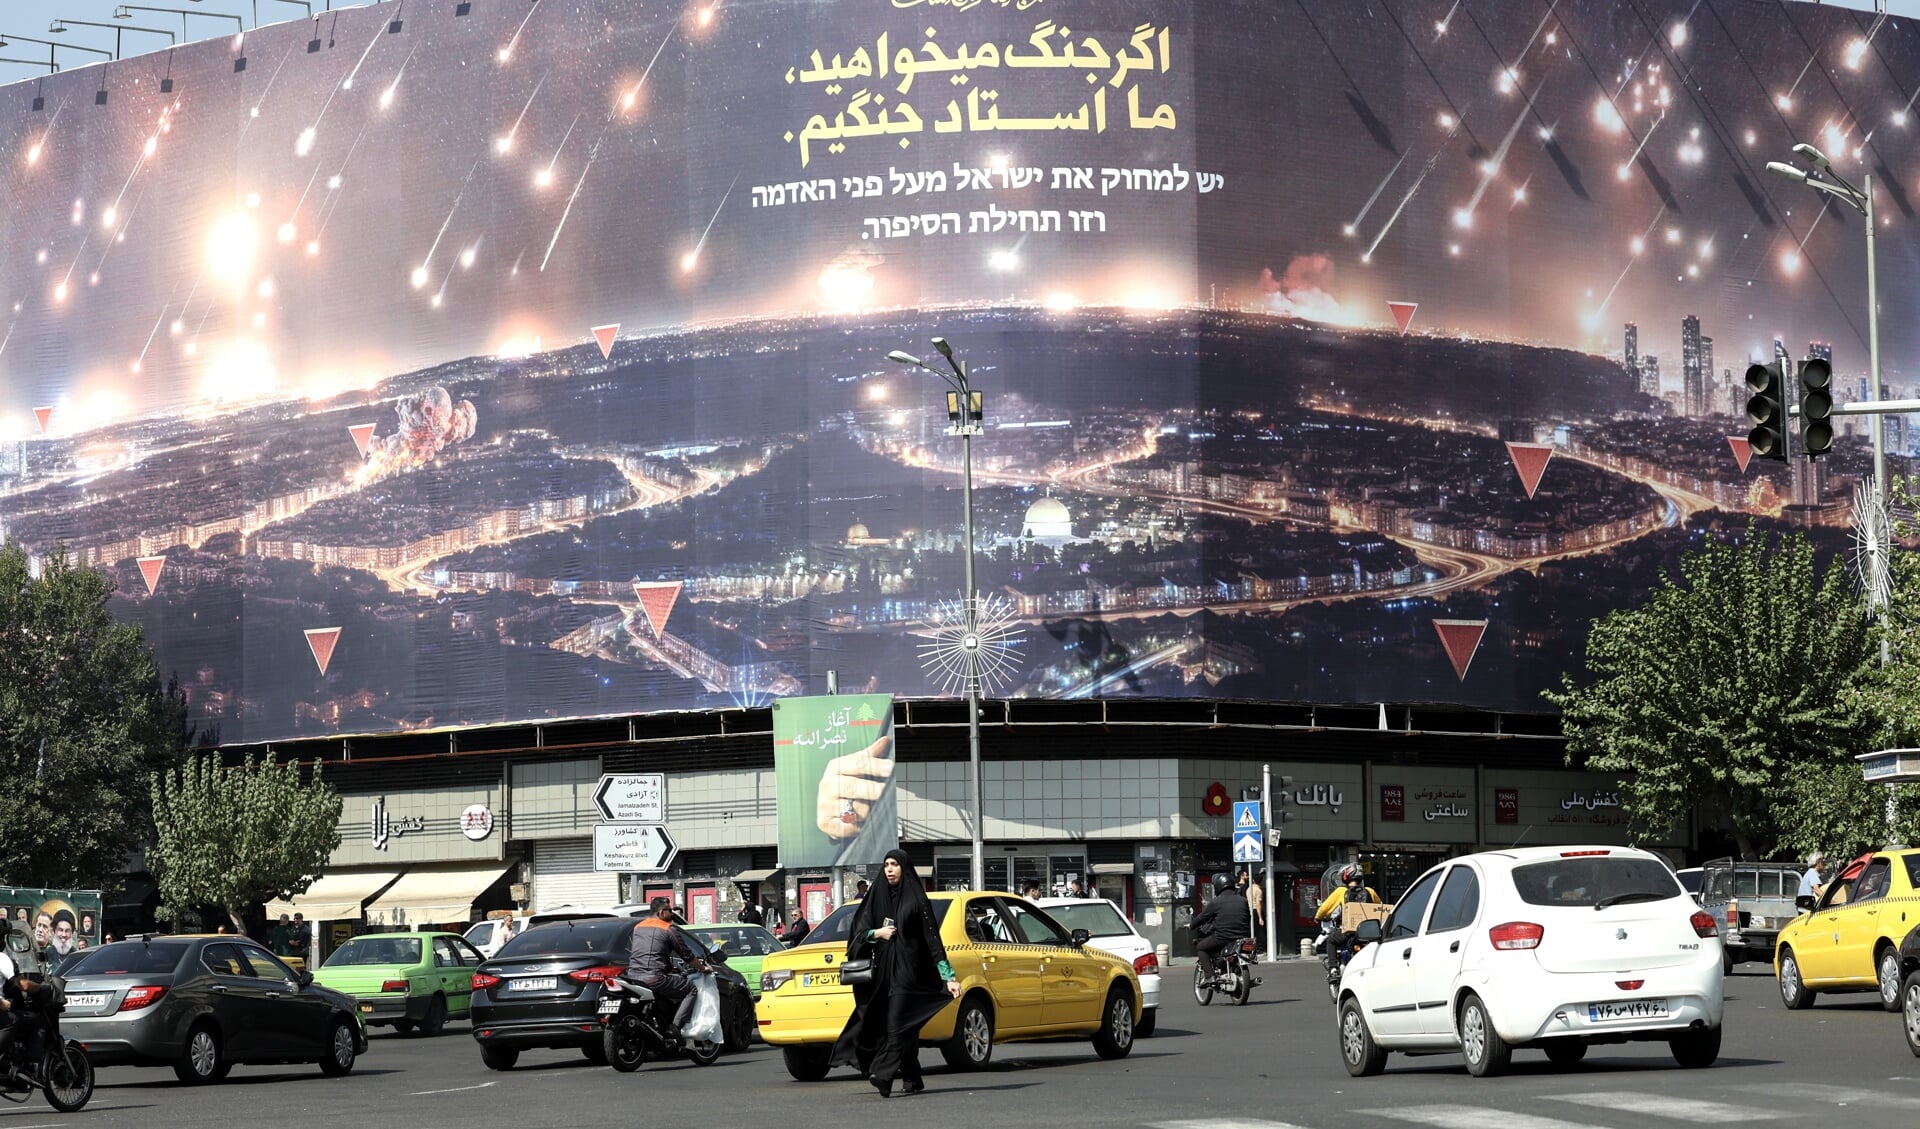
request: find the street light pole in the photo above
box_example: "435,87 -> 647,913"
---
889,341 -> 987,891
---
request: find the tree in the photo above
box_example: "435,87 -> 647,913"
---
1545,526 -> 1878,859
0,544 -> 192,888
149,753 -> 343,933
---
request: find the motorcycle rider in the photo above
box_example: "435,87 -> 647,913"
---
1191,873 -> 1251,981
1315,865 -> 1382,964
0,917 -> 50,1079
626,898 -> 711,1041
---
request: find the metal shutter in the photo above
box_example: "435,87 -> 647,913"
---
531,838 -> 619,911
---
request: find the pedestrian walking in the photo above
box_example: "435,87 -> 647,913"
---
739,902 -> 764,926
1798,851 -> 1827,903
831,847 -> 961,1098
269,914 -> 294,956
1239,869 -> 1265,944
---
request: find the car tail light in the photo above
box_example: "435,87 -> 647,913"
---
471,972 -> 501,991
1133,952 -> 1159,976
1727,898 -> 1740,927
118,986 -> 168,1012
1690,910 -> 1717,938
1489,922 -> 1545,950
761,969 -> 793,993
1616,980 -> 1645,990
381,979 -> 410,993
1559,850 -> 1611,857
567,964 -> 625,984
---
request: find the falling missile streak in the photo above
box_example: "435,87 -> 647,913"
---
1363,147 -> 1444,261
1591,204 -> 1669,319
338,19 -> 387,91
1458,82 -> 1542,224
380,46 -> 420,111
615,27 -> 679,119
1617,108 -> 1668,177
242,47 -> 297,134
1345,145 -> 1413,234
683,175 -> 739,270
0,317 -> 16,358
57,233 -> 93,297
510,248 -> 525,276
134,295 -> 175,369
537,112 -> 581,188
496,73 -> 547,154
499,0 -> 542,62
432,269 -> 452,308
91,183 -> 150,277
313,122 -> 372,238
1434,0 -> 1460,37
541,137 -> 605,272
418,156 -> 483,283
1782,54 -> 1816,107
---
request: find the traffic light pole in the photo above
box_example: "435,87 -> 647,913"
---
1262,763 -> 1277,961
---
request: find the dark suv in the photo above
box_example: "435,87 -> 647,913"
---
469,917 -> 754,1069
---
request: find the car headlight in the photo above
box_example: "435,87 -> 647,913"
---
760,969 -> 793,993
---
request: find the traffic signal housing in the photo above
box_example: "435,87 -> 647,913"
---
1745,361 -> 1788,462
1799,356 -> 1834,457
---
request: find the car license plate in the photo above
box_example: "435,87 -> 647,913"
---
1588,999 -> 1669,1021
802,972 -> 837,988
66,993 -> 107,1009
511,977 -> 558,992
598,997 -> 621,1015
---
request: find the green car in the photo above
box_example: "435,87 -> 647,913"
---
313,931 -> 484,1035
683,924 -> 784,998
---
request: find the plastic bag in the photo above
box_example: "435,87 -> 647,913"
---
682,972 -> 721,1043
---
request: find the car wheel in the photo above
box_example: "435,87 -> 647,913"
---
1337,997 -> 1387,1077
1459,994 -> 1511,1078
1778,948 -> 1816,1010
728,1007 -> 755,1051
782,1045 -> 832,1081
1669,1024 -> 1721,1069
1091,986 -> 1136,1060
1902,972 -> 1920,1057
1542,1039 -> 1588,1068
318,1018 -> 357,1076
1135,1009 -> 1157,1038
173,1024 -> 224,1085
480,1045 -> 519,1071
1192,964 -> 1213,1007
939,995 -> 994,1071
1881,948 -> 1905,1012
392,1020 -> 415,1036
420,994 -> 448,1035
581,1040 -> 609,1065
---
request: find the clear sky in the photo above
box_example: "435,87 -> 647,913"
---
0,2 -> 377,85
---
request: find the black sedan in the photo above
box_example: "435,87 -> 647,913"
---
469,917 -> 754,1069
59,935 -> 367,1083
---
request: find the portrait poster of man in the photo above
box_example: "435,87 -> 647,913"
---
0,887 -> 104,958
773,694 -> 898,869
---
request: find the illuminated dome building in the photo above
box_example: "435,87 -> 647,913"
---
1020,496 -> 1077,548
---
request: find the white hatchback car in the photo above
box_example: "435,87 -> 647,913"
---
1036,896 -> 1162,1036
1336,845 -> 1724,1077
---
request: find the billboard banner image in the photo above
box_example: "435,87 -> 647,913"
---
0,887 -> 104,959
773,694 -> 898,869
0,0 -> 1903,741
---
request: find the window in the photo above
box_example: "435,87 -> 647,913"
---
325,937 -> 423,967
1510,857 -> 1681,909
965,900 -> 1009,943
201,942 -> 252,978
63,941 -> 188,977
455,939 -> 483,966
1384,868 -> 1443,940
1902,855 -> 1920,890
433,938 -> 463,968
496,918 -> 633,959
1735,871 -> 1759,898
1426,866 -> 1481,934
240,945 -> 297,982
1854,859 -> 1893,903
1039,901 -> 1132,939
1001,900 -> 1068,945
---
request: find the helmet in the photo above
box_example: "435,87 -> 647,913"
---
1211,873 -> 1234,895
1341,865 -> 1364,885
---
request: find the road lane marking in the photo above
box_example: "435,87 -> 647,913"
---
1746,1082 -> 1920,1109
1546,1093 -> 1790,1123
1153,1120 -> 1314,1129
410,1081 -> 499,1096
1358,1107 -> 1596,1129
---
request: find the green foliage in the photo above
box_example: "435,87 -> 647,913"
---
1546,525 -> 1877,859
149,753 -> 342,931
0,543 -> 191,888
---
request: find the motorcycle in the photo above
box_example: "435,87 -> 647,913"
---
1192,937 -> 1259,1006
1,981 -> 95,1113
597,975 -> 721,1071
1316,921 -> 1370,1002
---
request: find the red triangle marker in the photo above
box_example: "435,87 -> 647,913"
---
1387,301 -> 1418,336
1433,619 -> 1489,682
591,324 -> 619,361
1727,436 -> 1753,473
304,627 -> 342,677
136,555 -> 166,596
1506,442 -> 1554,499
348,423 -> 376,459
632,580 -> 682,638
32,407 -> 52,435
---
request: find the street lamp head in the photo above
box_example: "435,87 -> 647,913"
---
930,337 -> 955,362
46,20 -> 67,33
887,350 -> 923,367
112,6 -> 131,19
1766,161 -> 1809,184
1792,143 -> 1832,170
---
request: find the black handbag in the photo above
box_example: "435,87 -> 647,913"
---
838,958 -> 874,985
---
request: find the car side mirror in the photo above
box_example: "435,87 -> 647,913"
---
296,970 -> 314,988
1070,928 -> 1091,947
1354,918 -> 1384,944
1795,895 -> 1816,912
709,949 -> 730,963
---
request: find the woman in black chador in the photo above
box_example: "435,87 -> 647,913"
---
830,848 -> 961,1097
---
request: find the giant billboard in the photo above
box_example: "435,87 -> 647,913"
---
0,0 -> 1903,741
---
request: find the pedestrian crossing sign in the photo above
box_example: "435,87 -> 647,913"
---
1234,801 -> 1261,830
1231,800 -> 1263,862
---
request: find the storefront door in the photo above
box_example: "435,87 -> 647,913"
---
799,881 -> 832,925
687,886 -> 717,925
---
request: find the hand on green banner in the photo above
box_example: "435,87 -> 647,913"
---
815,733 -> 895,841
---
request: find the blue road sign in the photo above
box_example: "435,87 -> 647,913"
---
1231,800 -> 1263,863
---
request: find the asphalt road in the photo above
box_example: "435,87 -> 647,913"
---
38,960 -> 1920,1129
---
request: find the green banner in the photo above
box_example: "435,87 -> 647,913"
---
0,886 -> 104,960
773,694 -> 897,870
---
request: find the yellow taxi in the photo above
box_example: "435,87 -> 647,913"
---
755,890 -> 1142,1080
1774,848 -> 1920,1012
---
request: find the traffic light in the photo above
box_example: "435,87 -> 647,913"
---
1798,356 -> 1834,457
1745,361 -> 1789,462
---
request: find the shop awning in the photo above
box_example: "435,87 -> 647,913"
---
265,871 -> 401,922
1090,863 -> 1135,876
734,868 -> 782,884
365,863 -> 515,928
